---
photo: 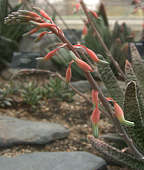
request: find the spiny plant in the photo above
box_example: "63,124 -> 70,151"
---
4,1 -> 144,169
0,0 -> 28,69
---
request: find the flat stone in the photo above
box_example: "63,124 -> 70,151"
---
11,52 -> 40,69
0,152 -> 107,170
71,80 -> 91,92
71,80 -> 107,93
0,116 -> 69,147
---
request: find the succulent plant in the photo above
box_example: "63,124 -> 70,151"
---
0,0 -> 27,69
5,5 -> 144,169
84,4 -> 135,76
88,44 -> 144,170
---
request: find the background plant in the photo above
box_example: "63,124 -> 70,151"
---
0,0 -> 29,70
84,3 -> 134,77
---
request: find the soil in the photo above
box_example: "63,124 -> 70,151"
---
0,76 -> 130,170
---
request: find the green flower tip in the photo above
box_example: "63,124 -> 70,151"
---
121,120 -> 135,127
98,59 -> 109,64
92,123 -> 99,138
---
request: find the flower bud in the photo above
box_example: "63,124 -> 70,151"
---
66,60 -> 74,83
44,48 -> 59,60
19,10 -> 40,18
91,107 -> 100,138
82,24 -> 88,37
34,31 -> 48,42
89,10 -> 99,19
33,7 -> 52,22
73,3 -> 81,13
85,48 -> 99,62
23,27 -> 39,37
73,44 -> 108,64
75,58 -> 93,72
114,102 -> 134,127
106,97 -> 135,127
92,89 -> 98,107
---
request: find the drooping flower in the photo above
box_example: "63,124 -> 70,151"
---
44,48 -> 60,60
125,59 -> 132,68
82,24 -> 88,37
65,60 -> 74,83
23,27 -> 40,37
34,31 -> 52,42
33,7 -> 52,22
85,48 -> 100,62
43,43 -> 67,60
73,3 -> 81,13
75,58 -> 93,72
92,89 -> 98,107
91,107 -> 100,138
30,21 -> 57,29
19,10 -> 41,18
89,10 -> 99,19
73,44 -> 99,62
106,98 -> 134,127
73,44 -> 108,64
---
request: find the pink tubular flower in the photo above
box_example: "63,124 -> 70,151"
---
85,48 -> 99,62
30,21 -> 61,34
82,24 -> 88,36
91,107 -> 100,125
92,89 -> 98,107
33,7 -> 52,22
44,48 -> 59,60
73,3 -> 81,13
75,58 -> 93,72
65,60 -> 74,83
125,60 -> 132,68
19,10 -> 41,18
30,22 -> 57,29
34,31 -> 52,42
90,107 -> 100,138
73,44 -> 106,63
23,27 -> 39,36
89,10 -> 98,19
106,98 -> 134,127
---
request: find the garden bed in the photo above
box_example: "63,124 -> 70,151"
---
0,76 -> 130,170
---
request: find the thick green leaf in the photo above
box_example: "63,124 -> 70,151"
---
130,43 -> 144,97
97,55 -> 124,107
124,81 -> 144,153
88,135 -> 144,170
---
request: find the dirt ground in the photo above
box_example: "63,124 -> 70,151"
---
0,75 -> 130,170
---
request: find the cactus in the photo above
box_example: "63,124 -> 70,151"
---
88,44 -> 144,169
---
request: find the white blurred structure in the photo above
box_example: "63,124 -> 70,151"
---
83,0 -> 101,10
36,0 -> 100,10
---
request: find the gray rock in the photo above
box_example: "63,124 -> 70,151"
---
19,34 -> 59,55
11,52 -> 40,69
0,152 -> 107,170
71,80 -> 91,93
0,116 -> 69,147
71,80 -> 111,95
